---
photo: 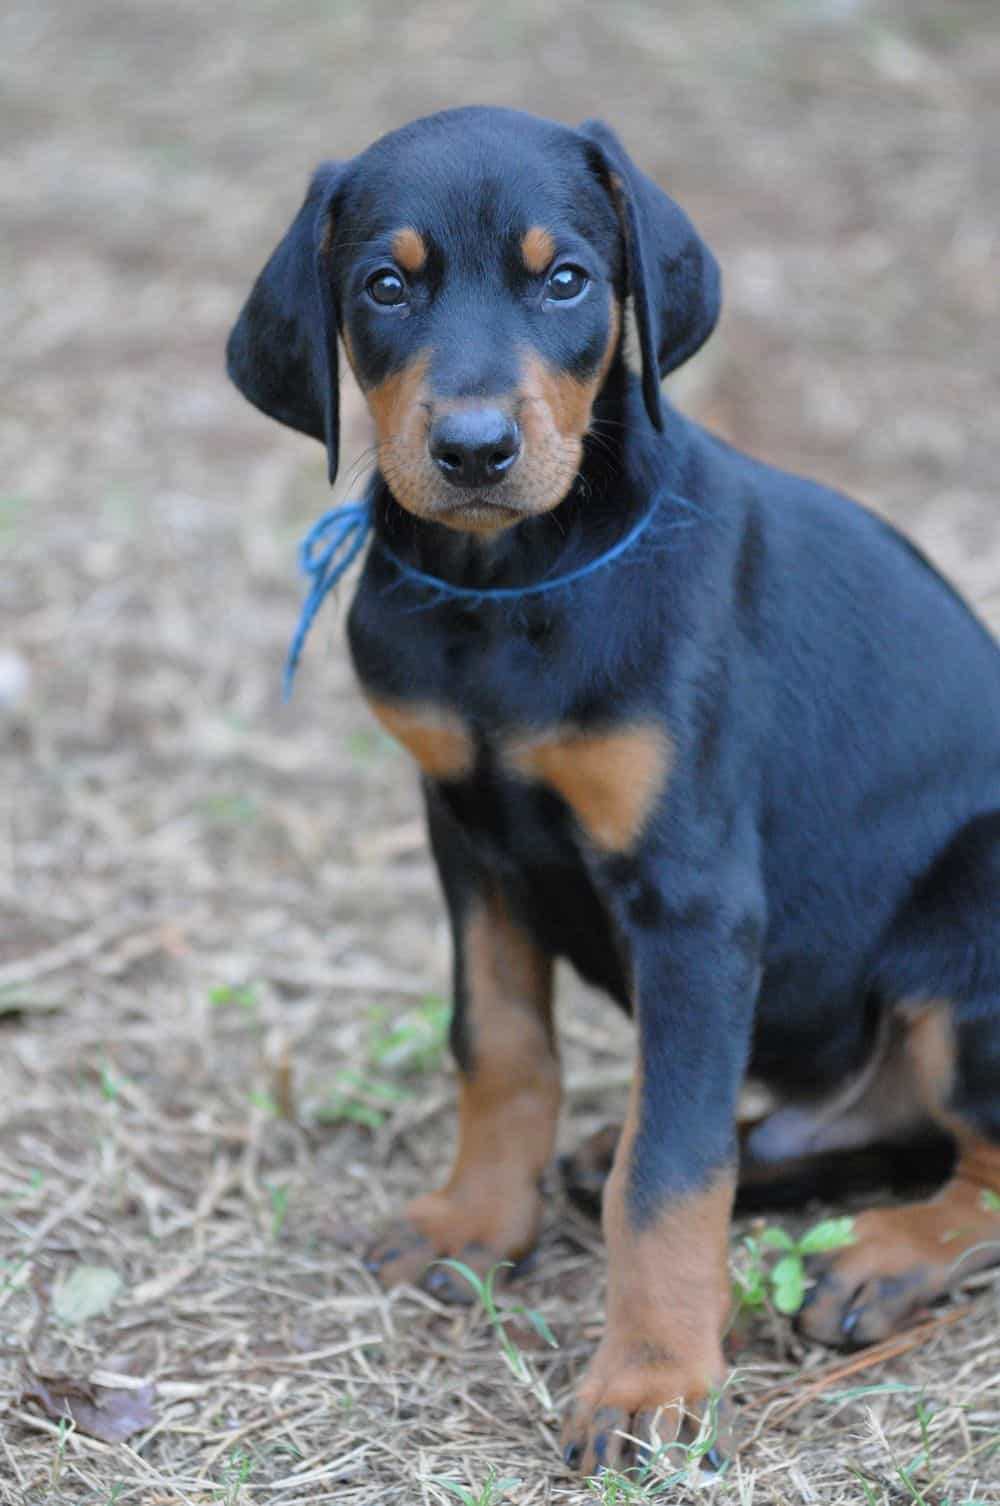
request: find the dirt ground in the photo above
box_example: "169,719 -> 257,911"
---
2,1 -> 999,1502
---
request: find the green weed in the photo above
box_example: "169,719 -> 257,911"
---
200,792 -> 259,827
367,993 -> 449,1073
209,981 -> 260,1012
436,1259 -> 558,1409
50,1415 -> 76,1490
847,1469 -> 881,1506
426,1468 -> 522,1506
268,1182 -> 291,1239
314,1068 -> 412,1129
248,1088 -> 279,1116
317,996 -> 450,1128
732,1215 -> 856,1316
98,1055 -> 124,1103
212,1450 -> 253,1505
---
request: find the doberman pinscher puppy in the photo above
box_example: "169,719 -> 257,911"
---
227,107 -> 1000,1475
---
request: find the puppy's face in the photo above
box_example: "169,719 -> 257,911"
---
328,112 -> 623,536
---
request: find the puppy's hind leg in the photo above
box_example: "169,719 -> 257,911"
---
800,812 -> 1000,1347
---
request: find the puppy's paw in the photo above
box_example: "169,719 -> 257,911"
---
798,1187 -> 1000,1348
363,1189 -> 540,1302
561,1343 -> 732,1477
364,1220 -> 511,1303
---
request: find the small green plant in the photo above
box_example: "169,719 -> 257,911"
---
368,994 -> 450,1074
587,1467 -> 666,1502
437,1259 -> 558,1408
426,1468 -> 522,1506
213,1450 -> 253,1505
209,982 -> 260,1012
50,1415 -> 76,1489
268,1182 -> 291,1239
98,1055 -> 124,1103
582,1389 -> 730,1498
847,1468 -> 880,1506
314,1068 -> 412,1128
317,996 -> 450,1128
732,1215 -> 857,1316
200,792 -> 259,827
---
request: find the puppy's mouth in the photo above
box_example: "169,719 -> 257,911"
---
429,492 -> 529,534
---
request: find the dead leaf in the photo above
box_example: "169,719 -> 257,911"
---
22,1372 -> 156,1443
53,1265 -> 123,1324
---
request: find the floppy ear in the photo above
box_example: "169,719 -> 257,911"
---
226,162 -> 344,484
578,119 -> 721,432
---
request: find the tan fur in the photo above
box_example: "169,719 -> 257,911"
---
506,720 -> 671,851
357,301 -> 621,535
904,998 -> 958,1124
371,890 -> 559,1278
799,999 -> 1000,1346
564,1063 -> 733,1471
800,1135 -> 1000,1345
742,1010 -> 934,1168
390,226 -> 427,274
520,225 -> 556,274
366,697 -> 475,780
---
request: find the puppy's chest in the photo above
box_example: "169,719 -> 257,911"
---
362,694 -> 668,869
349,591 -> 671,855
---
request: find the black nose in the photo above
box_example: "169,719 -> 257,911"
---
428,409 -> 521,489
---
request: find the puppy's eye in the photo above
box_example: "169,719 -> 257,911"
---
545,265 -> 589,303
366,270 -> 408,307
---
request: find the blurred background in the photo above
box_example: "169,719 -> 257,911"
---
1,3 -> 998,1501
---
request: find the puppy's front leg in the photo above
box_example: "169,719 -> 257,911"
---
366,783 -> 559,1301
563,870 -> 761,1475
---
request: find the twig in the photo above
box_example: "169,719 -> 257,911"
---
750,1303 -> 973,1431
0,915 -> 152,990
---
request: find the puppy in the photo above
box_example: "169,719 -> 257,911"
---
228,107 -> 1000,1474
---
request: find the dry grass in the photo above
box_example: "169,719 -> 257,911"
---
2,0 -> 999,1501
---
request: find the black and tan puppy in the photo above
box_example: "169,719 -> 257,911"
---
227,107 -> 1000,1474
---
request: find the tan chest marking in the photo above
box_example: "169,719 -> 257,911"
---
366,698 -> 475,780
506,723 -> 672,852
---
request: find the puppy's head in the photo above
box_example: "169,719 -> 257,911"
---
227,108 -> 720,536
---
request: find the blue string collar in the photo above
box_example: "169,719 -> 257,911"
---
284,486 -> 695,696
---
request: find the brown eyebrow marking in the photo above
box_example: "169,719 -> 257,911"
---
521,226 -> 556,275
391,226 -> 427,274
